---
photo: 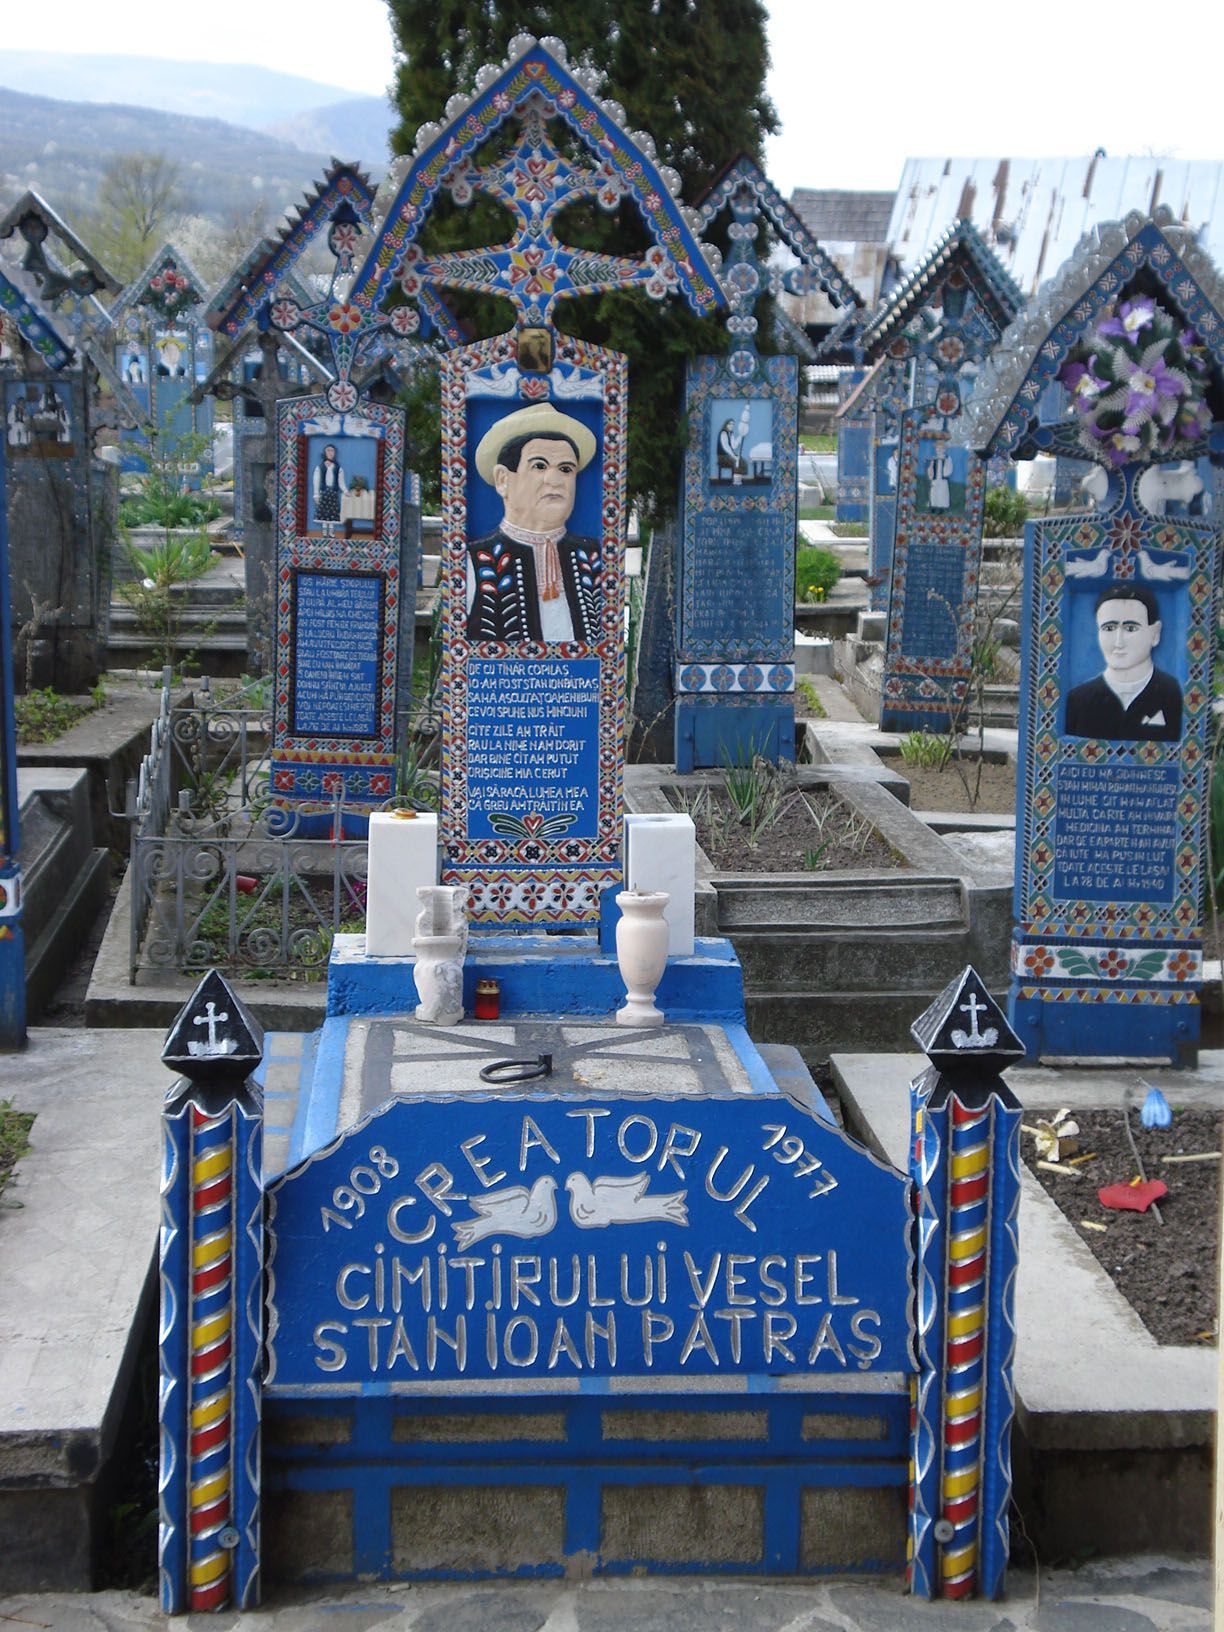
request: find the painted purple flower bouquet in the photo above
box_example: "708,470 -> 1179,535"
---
1057,294 -> 1212,467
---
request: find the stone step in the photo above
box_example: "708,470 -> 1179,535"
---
714,874 -> 965,932
107,605 -> 247,630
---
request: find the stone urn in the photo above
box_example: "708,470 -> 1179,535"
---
614,889 -> 670,1027
413,884 -> 468,1025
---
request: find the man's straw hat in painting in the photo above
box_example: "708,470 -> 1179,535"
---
474,402 -> 597,485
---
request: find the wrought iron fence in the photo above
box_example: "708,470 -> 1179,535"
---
127,672 -> 369,980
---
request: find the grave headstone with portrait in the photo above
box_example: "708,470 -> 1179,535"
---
328,49 -> 721,924
674,156 -> 861,770
204,174 -> 380,676
155,38 -> 1027,1611
112,244 -> 213,484
860,221 -> 1022,733
965,207 -> 1224,1064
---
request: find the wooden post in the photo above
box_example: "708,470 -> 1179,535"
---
159,970 -> 265,1613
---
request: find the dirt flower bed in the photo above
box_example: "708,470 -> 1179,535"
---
895,759 -> 1017,816
1021,1106 -> 1220,1348
672,778 -> 902,874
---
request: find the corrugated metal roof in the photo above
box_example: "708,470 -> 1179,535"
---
887,157 -> 1224,297
791,189 -> 895,245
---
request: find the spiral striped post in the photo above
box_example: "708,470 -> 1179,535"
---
907,967 -> 1022,1601
159,971 -> 264,1614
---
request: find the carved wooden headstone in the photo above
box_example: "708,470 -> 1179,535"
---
860,221 -> 1022,733
966,207 -> 1224,1063
673,157 -> 859,769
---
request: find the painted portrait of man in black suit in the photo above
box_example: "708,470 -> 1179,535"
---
1064,584 -> 1182,742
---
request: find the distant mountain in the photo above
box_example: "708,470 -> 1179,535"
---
0,50 -> 363,131
0,83 -> 340,226
266,96 -> 396,168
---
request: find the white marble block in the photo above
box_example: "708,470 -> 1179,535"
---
365,812 -> 438,956
624,813 -> 695,957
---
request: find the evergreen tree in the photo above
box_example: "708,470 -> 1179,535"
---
386,0 -> 777,518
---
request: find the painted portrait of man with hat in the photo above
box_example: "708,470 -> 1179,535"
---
466,401 -> 603,644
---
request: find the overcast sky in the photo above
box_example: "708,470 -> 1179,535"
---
3,0 -> 1221,196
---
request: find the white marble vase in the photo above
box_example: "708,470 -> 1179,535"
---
615,889 -> 670,1027
413,884 -> 468,1025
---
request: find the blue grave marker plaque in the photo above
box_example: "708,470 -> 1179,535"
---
859,225 -> 1021,727
881,410 -> 986,732
113,246 -> 213,483
836,367 -> 871,522
265,1094 -> 912,1392
270,392 -> 406,811
674,355 -> 797,770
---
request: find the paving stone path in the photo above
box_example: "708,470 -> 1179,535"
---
0,1557 -> 1212,1631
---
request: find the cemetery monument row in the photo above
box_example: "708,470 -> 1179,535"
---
156,35 -> 1021,1612
965,206 -> 1224,1063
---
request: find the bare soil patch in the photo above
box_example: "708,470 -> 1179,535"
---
894,759 -> 1017,815
1022,1107 -> 1219,1347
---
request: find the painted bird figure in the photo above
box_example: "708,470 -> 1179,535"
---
564,1171 -> 689,1229
451,1175 -> 558,1249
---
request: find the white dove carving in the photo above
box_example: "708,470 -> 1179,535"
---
565,1171 -> 689,1229
1137,548 -> 1191,582
451,1175 -> 558,1249
1063,548 -> 1110,578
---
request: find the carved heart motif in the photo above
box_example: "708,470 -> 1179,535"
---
522,813 -> 544,835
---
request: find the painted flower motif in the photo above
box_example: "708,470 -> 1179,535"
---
270,298 -> 301,330
937,335 -> 965,365
326,380 -> 358,413
389,305 -> 419,336
1168,950 -> 1197,981
330,221 -> 360,259
327,302 -> 361,333
1023,946 -> 1056,976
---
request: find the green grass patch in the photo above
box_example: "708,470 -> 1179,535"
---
796,545 -> 842,603
15,687 -> 93,744
799,432 -> 836,453
798,504 -> 836,521
831,522 -> 868,538
0,1101 -> 35,1202
795,677 -> 827,718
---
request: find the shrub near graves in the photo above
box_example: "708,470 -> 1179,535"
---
982,484 -> 1029,537
796,544 -> 841,603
